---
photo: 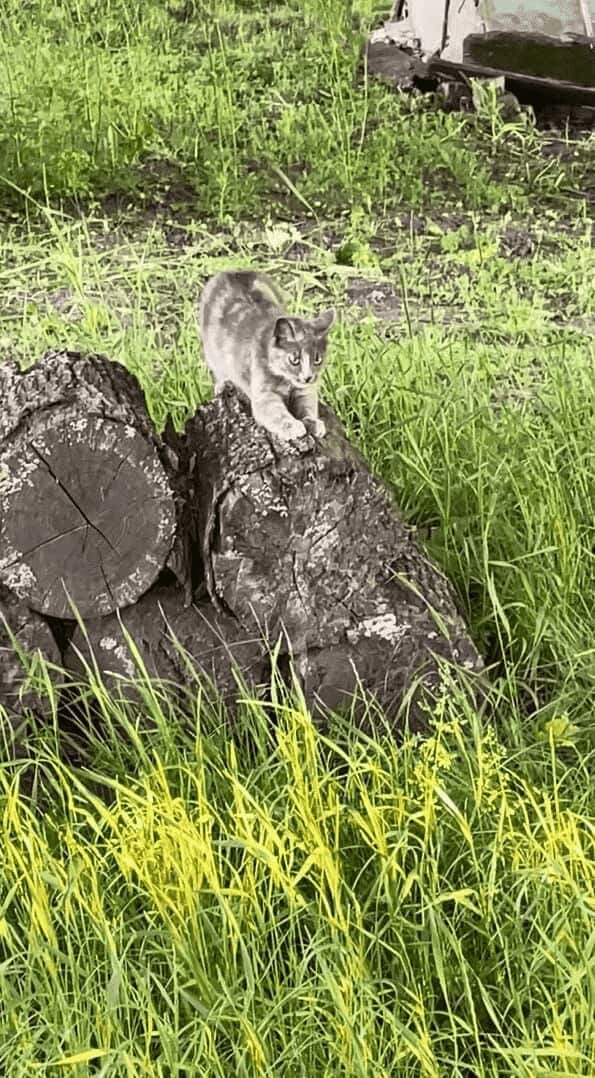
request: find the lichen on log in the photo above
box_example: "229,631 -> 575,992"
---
182,386 -> 484,733
63,582 -> 267,715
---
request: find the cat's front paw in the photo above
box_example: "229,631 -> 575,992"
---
304,417 -> 326,438
273,416 -> 308,441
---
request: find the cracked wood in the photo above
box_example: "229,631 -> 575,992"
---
183,386 -> 484,734
0,351 -> 181,619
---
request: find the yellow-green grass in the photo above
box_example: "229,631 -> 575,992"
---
1,682 -> 594,1075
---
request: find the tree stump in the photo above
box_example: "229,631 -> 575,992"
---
1,583 -> 62,757
0,352 -> 184,620
183,387 -> 484,733
63,583 -> 267,715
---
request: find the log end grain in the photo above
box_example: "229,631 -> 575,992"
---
0,353 -> 179,619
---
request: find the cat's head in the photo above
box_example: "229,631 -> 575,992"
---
270,308 -> 336,388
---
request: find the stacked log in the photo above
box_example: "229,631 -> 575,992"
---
183,387 -> 483,732
64,585 -> 266,715
0,350 -> 484,755
0,349 -> 184,755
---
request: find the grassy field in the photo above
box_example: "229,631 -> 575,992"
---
1,0 -> 594,1074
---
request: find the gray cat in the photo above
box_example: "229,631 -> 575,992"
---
198,270 -> 335,441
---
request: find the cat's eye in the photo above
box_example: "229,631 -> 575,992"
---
289,355 -> 300,366
313,354 -> 322,365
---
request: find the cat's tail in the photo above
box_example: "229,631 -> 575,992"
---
199,270 -> 286,329
248,274 -> 287,310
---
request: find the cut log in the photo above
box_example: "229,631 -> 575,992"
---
0,352 -> 184,620
63,583 -> 267,714
1,583 -> 62,757
182,387 -> 484,734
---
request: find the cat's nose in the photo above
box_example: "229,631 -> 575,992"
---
303,373 -> 315,383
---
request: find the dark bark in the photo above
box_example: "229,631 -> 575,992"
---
183,387 -> 484,734
0,351 -> 188,620
0,583 -> 62,757
63,582 -> 267,714
0,349 -> 485,741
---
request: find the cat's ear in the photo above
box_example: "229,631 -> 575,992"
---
273,318 -> 297,347
311,307 -> 336,336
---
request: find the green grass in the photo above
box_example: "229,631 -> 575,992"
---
0,0 -> 593,219
1,0 -> 595,1073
